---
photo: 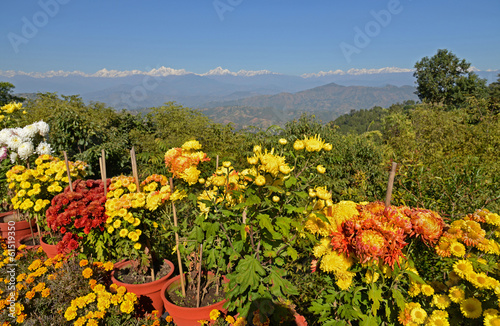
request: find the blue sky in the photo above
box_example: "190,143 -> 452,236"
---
1,0 -> 499,75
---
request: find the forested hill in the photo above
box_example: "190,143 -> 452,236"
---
204,83 -> 418,113
199,83 -> 418,128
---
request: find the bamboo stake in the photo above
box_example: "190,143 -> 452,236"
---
216,155 -> 219,169
170,177 -> 186,296
129,147 -> 155,281
27,214 -> 36,246
102,149 -> 108,197
63,151 -> 73,192
196,244 -> 203,308
35,213 -> 42,242
130,147 -> 141,192
385,162 -> 398,208
99,157 -> 107,197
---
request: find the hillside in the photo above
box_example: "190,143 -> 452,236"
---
201,83 -> 418,128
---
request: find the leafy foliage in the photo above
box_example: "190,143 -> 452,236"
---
413,49 -> 488,107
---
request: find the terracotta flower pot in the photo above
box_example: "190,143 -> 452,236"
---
0,212 -> 37,248
40,236 -> 60,258
15,232 -> 41,251
161,273 -> 228,326
111,259 -> 175,314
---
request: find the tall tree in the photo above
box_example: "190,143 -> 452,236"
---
0,82 -> 25,106
488,73 -> 500,114
413,49 -> 487,107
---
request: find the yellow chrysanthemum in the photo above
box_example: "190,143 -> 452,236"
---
449,241 -> 466,257
431,294 -> 451,309
210,309 -> 221,321
453,260 -> 474,279
293,140 -> 304,151
182,140 -> 202,151
448,286 -> 465,303
484,315 -> 500,326
410,306 -> 427,324
120,300 -> 135,314
426,310 -> 450,326
319,251 -> 353,275
255,175 -> 266,186
421,284 -> 435,296
460,297 -> 482,319
335,272 -> 354,290
303,134 -> 325,152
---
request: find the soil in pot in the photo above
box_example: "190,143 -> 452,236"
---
20,234 -> 40,247
114,259 -> 172,284
167,276 -> 225,308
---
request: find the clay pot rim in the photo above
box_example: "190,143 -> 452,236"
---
161,273 -> 228,312
111,259 -> 175,288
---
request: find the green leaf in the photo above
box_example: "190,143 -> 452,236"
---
368,284 -> 383,315
257,214 -> 274,233
286,247 -> 298,260
245,194 -> 261,206
269,266 -> 298,297
391,288 -> 406,310
405,270 -> 425,284
360,315 -> 379,326
266,186 -> 285,194
229,255 -> 265,293
284,175 -> 297,188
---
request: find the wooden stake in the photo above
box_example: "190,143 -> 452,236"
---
385,162 -> 398,207
170,177 -> 186,296
196,244 -> 203,308
216,155 -> 219,170
99,157 -> 107,197
130,147 -> 141,192
101,149 -> 107,183
63,151 -> 73,192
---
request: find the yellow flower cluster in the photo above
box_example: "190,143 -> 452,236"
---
0,102 -> 23,121
64,280 -> 137,323
164,140 -> 210,185
292,134 -> 332,152
0,246 -> 65,322
436,209 -> 500,258
248,146 -> 292,178
6,154 -> 87,212
197,162 -> 249,215
105,175 -> 185,251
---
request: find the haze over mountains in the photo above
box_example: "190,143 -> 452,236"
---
2,66 -> 498,128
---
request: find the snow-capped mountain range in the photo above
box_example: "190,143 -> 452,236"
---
2,66 -> 498,111
1,65 -> 495,79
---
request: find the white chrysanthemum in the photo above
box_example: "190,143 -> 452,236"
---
12,127 -> 30,142
35,120 -> 50,136
36,141 -> 52,155
17,141 -> 34,160
22,123 -> 38,139
0,129 -> 11,145
10,152 -> 18,164
6,134 -> 22,150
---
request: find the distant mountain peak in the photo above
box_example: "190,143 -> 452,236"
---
302,67 -> 415,78
201,66 -> 278,77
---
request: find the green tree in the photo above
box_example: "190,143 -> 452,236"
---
488,73 -> 500,114
0,82 -> 25,106
413,49 -> 487,106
